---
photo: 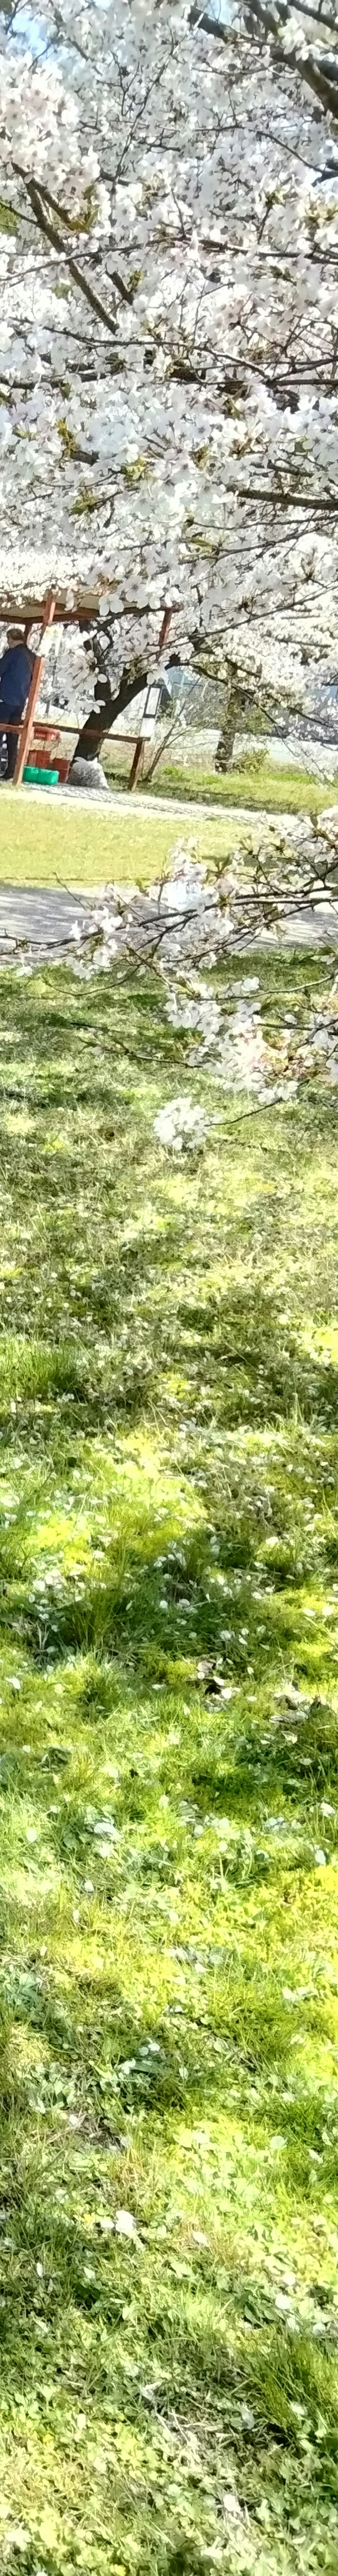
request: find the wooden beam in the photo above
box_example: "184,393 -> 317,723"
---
0,592 -> 175,634
0,594 -> 109,627
12,591 -> 56,786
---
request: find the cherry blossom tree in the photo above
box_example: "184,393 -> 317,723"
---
1,0 -> 338,754
207,0 -> 338,123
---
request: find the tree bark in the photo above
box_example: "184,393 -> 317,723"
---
72,666 -> 148,766
215,685 -> 241,774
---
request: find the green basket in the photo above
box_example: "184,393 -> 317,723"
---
23,765 -> 59,787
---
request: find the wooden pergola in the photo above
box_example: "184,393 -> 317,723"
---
0,588 -> 173,788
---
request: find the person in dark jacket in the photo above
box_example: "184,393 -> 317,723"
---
0,627 -> 34,777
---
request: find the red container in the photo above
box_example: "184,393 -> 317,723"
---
33,731 -> 58,768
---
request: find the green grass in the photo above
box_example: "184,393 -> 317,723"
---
0,785 -> 242,888
0,949 -> 338,2572
0,756 -> 335,896
0,786 -> 177,887
106,749 -> 337,815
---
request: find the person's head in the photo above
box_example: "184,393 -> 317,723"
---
6,627 -> 24,648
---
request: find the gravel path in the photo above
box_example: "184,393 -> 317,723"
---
2,780 -> 322,823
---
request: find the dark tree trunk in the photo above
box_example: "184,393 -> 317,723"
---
72,666 -> 148,766
215,685 -> 241,774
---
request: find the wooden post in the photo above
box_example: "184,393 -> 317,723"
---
128,737 -> 144,791
13,590 -> 56,786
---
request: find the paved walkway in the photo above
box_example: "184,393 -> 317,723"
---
0,880 -> 337,968
0,885 -> 94,951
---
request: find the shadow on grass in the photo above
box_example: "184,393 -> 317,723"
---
1,1280 -> 338,1468
5,1474 -> 337,1679
174,1284 -> 338,1433
0,2065 -> 337,2522
0,960 -> 338,2549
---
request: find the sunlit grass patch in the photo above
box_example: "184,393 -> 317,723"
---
105,744 -> 337,816
0,763 -> 334,898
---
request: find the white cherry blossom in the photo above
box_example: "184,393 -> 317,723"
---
0,0 -> 337,703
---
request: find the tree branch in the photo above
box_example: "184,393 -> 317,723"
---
31,175 -> 134,305
15,169 -> 120,339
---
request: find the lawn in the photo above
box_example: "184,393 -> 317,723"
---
106,750 -> 337,817
0,762 -> 335,894
0,787 -> 177,888
0,949 -> 337,2575
0,785 -> 236,889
